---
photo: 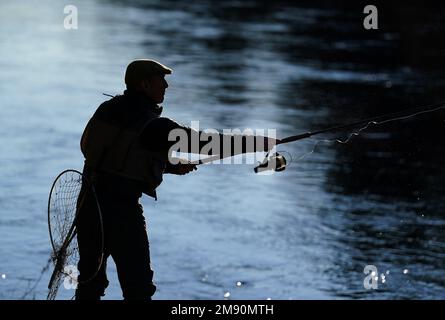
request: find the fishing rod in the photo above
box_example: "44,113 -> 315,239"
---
186,101 -> 445,171
279,101 -> 445,145
254,101 -> 445,173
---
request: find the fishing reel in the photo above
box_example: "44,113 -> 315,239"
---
254,152 -> 287,173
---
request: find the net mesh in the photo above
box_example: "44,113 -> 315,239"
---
47,170 -> 83,300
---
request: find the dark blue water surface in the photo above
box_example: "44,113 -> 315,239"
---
0,1 -> 444,299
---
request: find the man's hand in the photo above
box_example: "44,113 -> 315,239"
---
166,163 -> 197,175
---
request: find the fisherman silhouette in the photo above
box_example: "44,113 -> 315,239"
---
75,59 -> 278,300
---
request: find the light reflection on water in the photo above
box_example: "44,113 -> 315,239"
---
0,0 -> 444,299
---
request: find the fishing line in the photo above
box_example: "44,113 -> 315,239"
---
336,104 -> 445,145
269,103 -> 445,171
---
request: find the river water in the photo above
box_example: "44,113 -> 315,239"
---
0,0 -> 444,299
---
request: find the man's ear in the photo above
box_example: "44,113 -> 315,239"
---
142,79 -> 151,91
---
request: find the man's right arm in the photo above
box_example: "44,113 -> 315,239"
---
140,117 -> 279,161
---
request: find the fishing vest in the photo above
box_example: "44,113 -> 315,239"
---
81,95 -> 167,199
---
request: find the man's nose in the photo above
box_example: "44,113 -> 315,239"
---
163,79 -> 168,89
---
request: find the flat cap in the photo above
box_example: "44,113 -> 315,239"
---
125,59 -> 172,86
